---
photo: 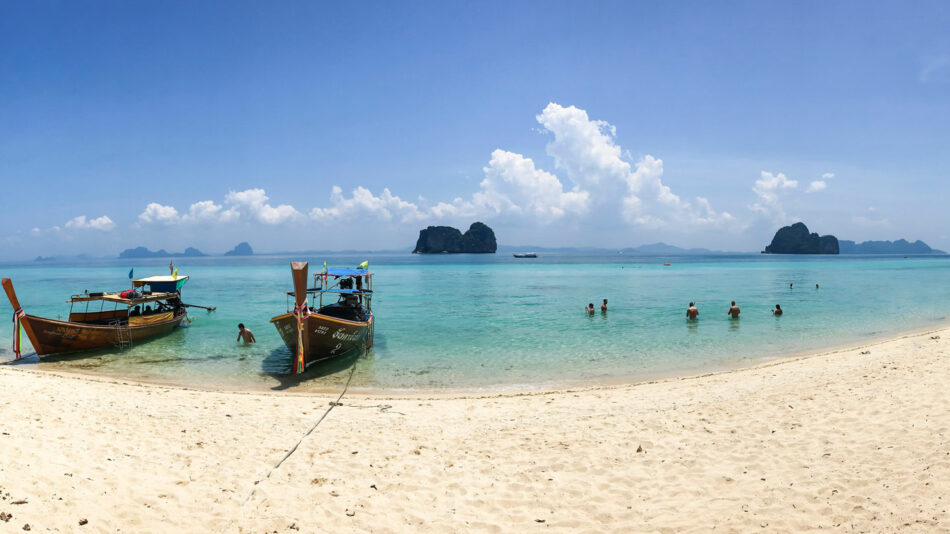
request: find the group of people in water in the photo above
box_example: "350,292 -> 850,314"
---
585,299 -> 608,315
588,282 -> 817,320
694,300 -> 781,319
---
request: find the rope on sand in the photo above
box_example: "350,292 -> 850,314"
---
240,357 -> 359,506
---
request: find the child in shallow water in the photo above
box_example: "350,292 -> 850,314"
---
586,303 -> 595,316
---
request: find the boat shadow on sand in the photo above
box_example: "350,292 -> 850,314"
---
261,345 -> 369,391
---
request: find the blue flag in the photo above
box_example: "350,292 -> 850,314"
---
128,268 -> 134,280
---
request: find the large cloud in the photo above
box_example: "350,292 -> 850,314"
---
472,149 -> 589,220
134,103 -> 733,236
310,186 -> 426,222
537,103 -> 732,227
224,189 -> 301,224
138,190 -> 293,226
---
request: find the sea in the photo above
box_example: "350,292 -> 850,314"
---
1,253 -> 948,392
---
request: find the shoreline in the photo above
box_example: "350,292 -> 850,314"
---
4,319 -> 948,398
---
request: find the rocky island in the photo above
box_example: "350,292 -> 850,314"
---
413,222 -> 497,254
763,222 -> 839,254
224,242 -> 254,256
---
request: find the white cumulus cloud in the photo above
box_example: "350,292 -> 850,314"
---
310,186 -> 426,222
224,188 -> 302,225
138,203 -> 180,224
471,149 -> 589,220
806,181 -> 827,193
535,103 -> 731,227
138,191 -> 295,226
750,171 -> 798,221
64,215 -> 116,231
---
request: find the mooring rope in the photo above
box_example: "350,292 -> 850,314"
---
240,357 -> 359,506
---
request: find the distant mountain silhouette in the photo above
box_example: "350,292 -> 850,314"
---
497,243 -> 740,255
620,243 -> 721,255
839,239 -> 945,254
118,246 -> 208,259
224,242 -> 254,256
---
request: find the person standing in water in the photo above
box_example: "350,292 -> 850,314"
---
236,323 -> 256,344
586,303 -> 595,316
772,304 -> 783,316
601,299 -> 608,313
686,302 -> 699,319
727,301 -> 741,319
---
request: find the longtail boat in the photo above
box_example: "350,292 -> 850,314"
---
270,261 -> 374,374
2,275 -> 189,358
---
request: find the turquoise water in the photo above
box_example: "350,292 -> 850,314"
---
1,254 -> 948,392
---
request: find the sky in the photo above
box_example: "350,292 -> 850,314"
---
1,1 -> 949,260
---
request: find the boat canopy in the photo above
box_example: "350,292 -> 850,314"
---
68,291 -> 179,306
133,275 -> 189,292
325,268 -> 368,277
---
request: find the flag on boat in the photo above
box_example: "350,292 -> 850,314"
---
173,268 -> 178,279
358,260 -> 368,270
128,268 -> 133,280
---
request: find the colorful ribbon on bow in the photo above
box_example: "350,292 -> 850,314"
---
293,300 -> 310,374
12,307 -> 26,360
292,300 -> 311,318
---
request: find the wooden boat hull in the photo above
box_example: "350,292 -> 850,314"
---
15,312 -> 185,357
270,312 -> 374,370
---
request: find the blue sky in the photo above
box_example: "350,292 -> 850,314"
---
2,1 -> 949,259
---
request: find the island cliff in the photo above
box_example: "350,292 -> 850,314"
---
413,222 -> 497,253
763,222 -> 839,254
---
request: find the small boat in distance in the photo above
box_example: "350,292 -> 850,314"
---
513,252 -> 538,258
2,275 -> 189,358
270,262 -> 375,374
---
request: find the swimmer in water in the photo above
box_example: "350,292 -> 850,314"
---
772,304 -> 783,316
236,323 -> 256,344
727,301 -> 740,319
586,303 -> 595,316
601,299 -> 608,313
686,302 -> 699,319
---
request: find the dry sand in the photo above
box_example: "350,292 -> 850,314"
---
1,327 -> 949,533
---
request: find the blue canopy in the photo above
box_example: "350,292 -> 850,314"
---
326,268 -> 368,277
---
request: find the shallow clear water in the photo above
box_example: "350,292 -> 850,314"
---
1,253 -> 948,392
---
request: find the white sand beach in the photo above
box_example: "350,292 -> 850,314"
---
1,327 -> 949,533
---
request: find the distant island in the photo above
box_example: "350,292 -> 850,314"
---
413,222 -> 497,253
839,239 -> 945,255
621,243 -> 727,255
118,246 -> 208,259
763,222 -> 839,254
224,242 -> 254,256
